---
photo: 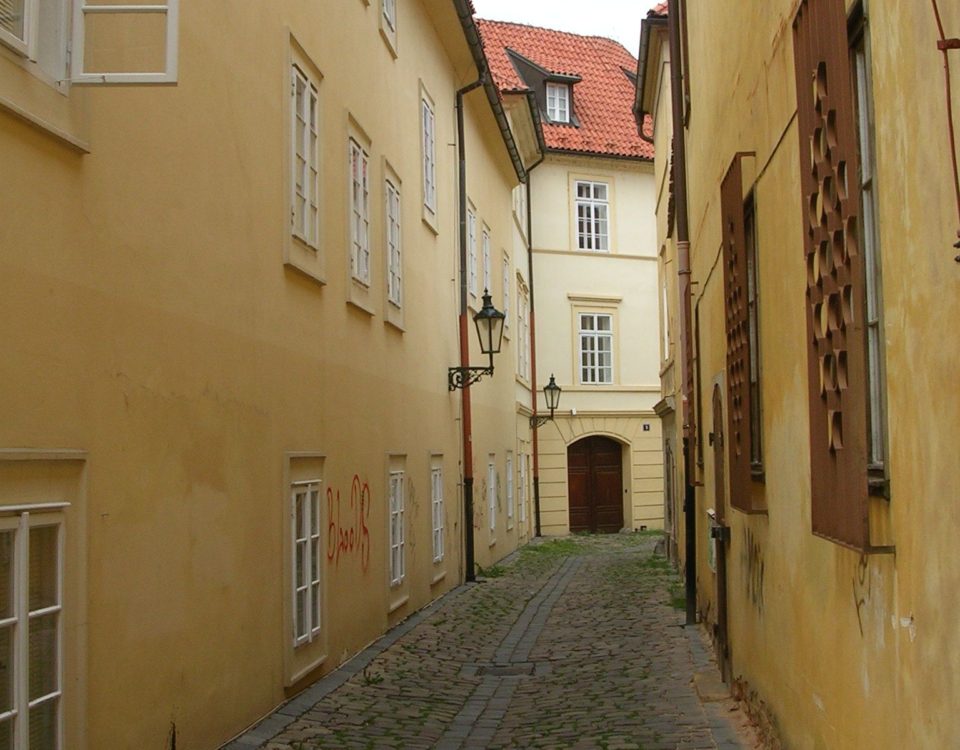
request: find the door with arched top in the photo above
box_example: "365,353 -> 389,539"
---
567,436 -> 623,533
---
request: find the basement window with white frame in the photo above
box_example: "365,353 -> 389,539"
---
349,138 -> 371,285
389,471 -> 405,586
482,227 -> 492,295
292,481 -> 321,647
487,457 -> 497,535
506,451 -> 514,529
1,0 -> 179,85
519,454 -> 528,525
431,466 -> 444,563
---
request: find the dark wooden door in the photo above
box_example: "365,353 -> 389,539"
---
567,436 -> 623,533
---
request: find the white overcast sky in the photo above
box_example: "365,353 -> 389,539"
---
471,0 -> 661,56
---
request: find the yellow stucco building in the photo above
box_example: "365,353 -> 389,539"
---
640,0 -> 960,746
480,20 -> 664,538
0,0 -> 546,746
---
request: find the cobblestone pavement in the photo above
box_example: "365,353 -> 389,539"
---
224,534 -> 759,750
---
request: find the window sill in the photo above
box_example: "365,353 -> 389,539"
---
347,282 -> 375,316
488,538 -> 497,548
388,594 -> 409,614
430,570 -> 446,585
422,206 -> 439,235
379,26 -> 398,59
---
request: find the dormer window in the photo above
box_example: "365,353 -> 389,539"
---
546,82 -> 570,123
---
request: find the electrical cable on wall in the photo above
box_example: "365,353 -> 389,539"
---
930,0 -> 960,260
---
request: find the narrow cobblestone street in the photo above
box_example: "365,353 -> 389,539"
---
225,535 -> 758,750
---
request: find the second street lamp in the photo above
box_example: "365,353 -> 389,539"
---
531,374 -> 562,428
448,290 -> 506,390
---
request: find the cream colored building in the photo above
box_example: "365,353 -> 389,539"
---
480,20 -> 664,537
640,0 -> 960,746
0,0 -> 543,746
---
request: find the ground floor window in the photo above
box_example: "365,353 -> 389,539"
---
0,510 -> 63,749
292,480 -> 321,646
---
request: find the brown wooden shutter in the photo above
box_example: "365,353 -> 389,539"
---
793,0 -> 869,549
721,156 -> 753,512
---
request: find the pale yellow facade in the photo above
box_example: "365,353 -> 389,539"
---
0,1 -> 542,747
530,156 -> 664,535
642,1 -> 960,747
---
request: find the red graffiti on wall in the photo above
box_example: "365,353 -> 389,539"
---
327,475 -> 371,571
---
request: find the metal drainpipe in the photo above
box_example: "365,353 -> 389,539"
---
668,0 -> 698,626
525,160 -> 544,537
457,76 -> 484,584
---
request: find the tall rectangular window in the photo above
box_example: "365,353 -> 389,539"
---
386,178 -> 402,307
422,96 -> 437,215
482,228 -> 492,294
575,180 -> 609,252
519,453 -> 528,525
467,208 -> 478,297
292,65 -> 320,249
579,313 -> 613,384
431,466 -> 444,563
506,452 -> 514,528
0,0 -> 28,54
502,257 -> 511,328
292,481 -> 321,646
744,196 -> 763,471
721,156 -> 763,511
381,0 -> 396,31
794,0 -> 876,546
0,512 -> 64,748
349,138 -> 371,285
487,457 -> 497,534
852,9 -> 888,490
546,82 -> 570,123
517,285 -> 530,379
389,471 -> 405,585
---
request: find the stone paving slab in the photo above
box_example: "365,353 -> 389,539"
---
223,534 -> 760,750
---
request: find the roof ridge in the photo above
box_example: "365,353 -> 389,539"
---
475,17 -> 632,50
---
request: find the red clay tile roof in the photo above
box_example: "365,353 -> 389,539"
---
650,2 -> 668,17
476,19 -> 653,160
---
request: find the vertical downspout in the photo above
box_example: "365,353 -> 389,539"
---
457,77 -> 484,583
668,0 -> 697,626
526,167 -> 544,537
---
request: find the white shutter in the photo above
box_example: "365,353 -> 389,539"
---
72,0 -> 179,84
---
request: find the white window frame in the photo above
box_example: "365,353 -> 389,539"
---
575,180 -> 609,252
0,0 -> 33,56
519,453 -> 528,525
71,0 -> 180,84
487,457 -> 496,535
506,452 -> 514,529
349,138 -> 371,285
389,471 -> 405,586
431,466 -> 444,563
467,207 -> 478,298
482,227 -> 492,295
292,64 -> 320,250
291,481 -> 322,647
422,96 -> 437,216
381,0 -> 397,31
502,257 -> 511,329
579,312 -> 614,384
386,177 -> 402,307
517,283 -> 530,380
546,81 -> 570,123
0,508 -> 66,750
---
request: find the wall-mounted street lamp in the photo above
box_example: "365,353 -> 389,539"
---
530,374 -> 562,428
448,290 -> 506,390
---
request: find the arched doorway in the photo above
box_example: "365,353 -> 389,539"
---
567,436 -> 623,533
